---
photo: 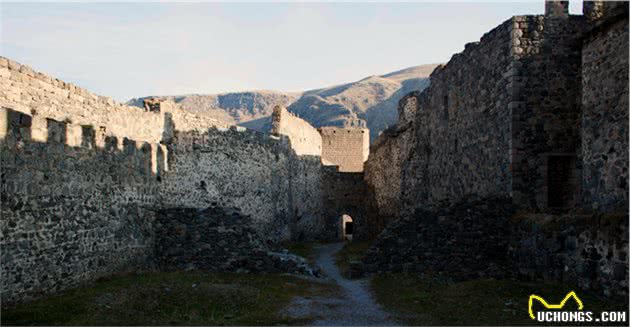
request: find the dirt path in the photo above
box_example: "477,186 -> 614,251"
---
283,243 -> 398,326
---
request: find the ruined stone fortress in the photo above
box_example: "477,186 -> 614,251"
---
1,0 -> 628,304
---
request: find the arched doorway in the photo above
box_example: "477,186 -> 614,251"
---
340,214 -> 353,241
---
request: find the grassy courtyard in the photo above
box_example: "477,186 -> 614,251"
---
1,271 -> 336,326
371,273 -> 629,326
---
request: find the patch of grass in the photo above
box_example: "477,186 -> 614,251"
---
1,271 -> 337,326
371,274 -> 629,326
335,241 -> 370,277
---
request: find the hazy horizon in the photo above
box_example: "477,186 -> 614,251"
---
1,1 -> 584,102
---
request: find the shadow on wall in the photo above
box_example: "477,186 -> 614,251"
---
322,166 -> 367,241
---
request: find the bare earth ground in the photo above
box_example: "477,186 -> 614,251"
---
282,242 -> 398,326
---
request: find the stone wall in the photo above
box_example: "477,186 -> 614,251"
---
321,166 -> 367,240
362,5 -> 628,298
319,127 -> 369,172
581,3 -> 629,212
370,13 -> 604,217
364,198 -> 629,298
399,18 -> 514,212
363,95 -> 419,238
509,212 -> 628,297
363,197 -> 514,279
158,127 -> 325,243
509,15 -> 586,210
0,57 -> 227,146
155,206 -> 319,276
271,105 -> 322,156
363,131 -> 401,238
288,155 -> 325,241
0,57 -> 328,304
1,108 -> 159,303
269,105 -> 325,240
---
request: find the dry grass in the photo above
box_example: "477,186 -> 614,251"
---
1,271 -> 336,326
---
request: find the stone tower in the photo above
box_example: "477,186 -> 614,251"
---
545,0 -> 569,17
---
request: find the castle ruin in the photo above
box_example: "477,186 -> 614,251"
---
1,0 -> 628,305
363,0 -> 628,297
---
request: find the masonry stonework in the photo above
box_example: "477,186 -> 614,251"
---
397,19 -> 514,212
321,167 -> 367,241
0,58 -> 345,304
1,0 -> 627,307
581,2 -> 629,212
271,105 -> 322,157
510,212 -> 628,297
155,206 -> 320,276
158,127 -> 325,243
1,108 -> 159,303
319,127 -> 369,172
363,1 -> 629,297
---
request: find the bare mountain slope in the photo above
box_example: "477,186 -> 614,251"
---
127,91 -> 300,127
287,63 -> 439,141
127,64 -> 439,141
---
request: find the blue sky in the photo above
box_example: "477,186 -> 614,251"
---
1,1 -> 583,101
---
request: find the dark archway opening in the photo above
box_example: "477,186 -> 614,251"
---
340,214 -> 353,241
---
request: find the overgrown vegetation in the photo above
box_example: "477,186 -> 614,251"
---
1,271 -> 336,326
371,274 -> 629,326
335,241 -> 370,277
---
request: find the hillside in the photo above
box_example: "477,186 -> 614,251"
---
288,64 -> 439,141
127,91 -> 301,128
127,63 -> 440,141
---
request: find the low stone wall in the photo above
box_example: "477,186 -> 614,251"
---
509,212 -> 629,297
363,197 -> 514,279
155,207 -> 319,276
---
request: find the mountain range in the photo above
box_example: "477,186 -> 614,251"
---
127,63 -> 439,142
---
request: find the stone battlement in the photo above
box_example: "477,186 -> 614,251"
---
0,57 -> 228,145
0,57 -> 333,304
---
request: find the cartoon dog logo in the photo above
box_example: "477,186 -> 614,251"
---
528,291 -> 584,320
